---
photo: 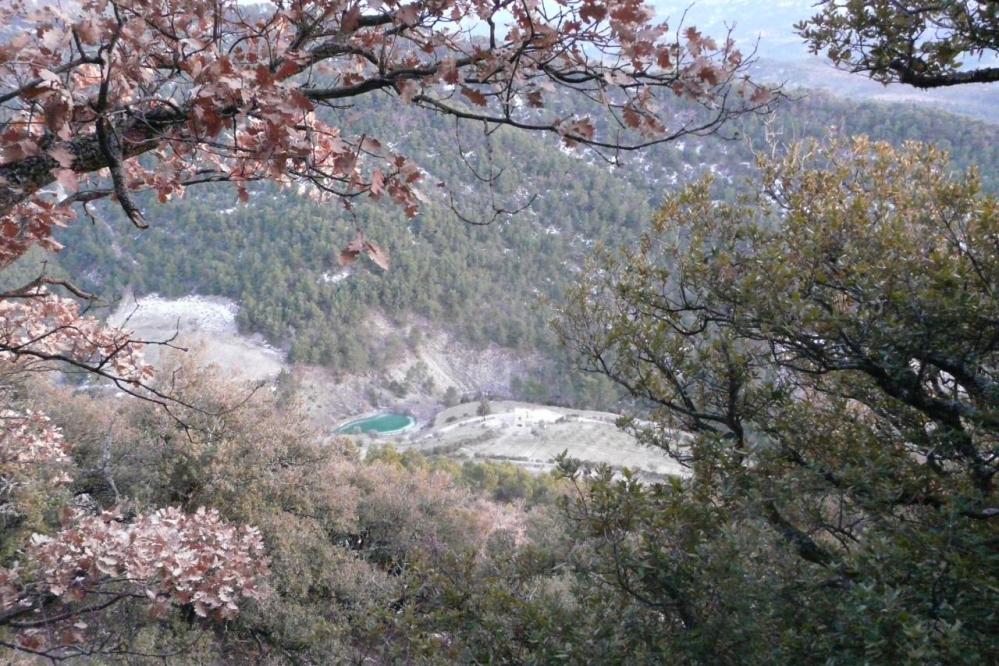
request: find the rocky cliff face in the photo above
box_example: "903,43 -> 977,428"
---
295,312 -> 542,429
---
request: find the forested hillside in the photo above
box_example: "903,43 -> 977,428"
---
36,90 -> 999,407
2,0 -> 997,662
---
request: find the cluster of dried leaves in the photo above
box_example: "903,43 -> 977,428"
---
0,294 -> 268,657
0,287 -> 151,381
0,404 -> 269,656
1,408 -> 73,515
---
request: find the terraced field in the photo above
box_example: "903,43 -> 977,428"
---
362,400 -> 688,480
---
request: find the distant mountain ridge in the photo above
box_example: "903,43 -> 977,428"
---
653,0 -> 814,61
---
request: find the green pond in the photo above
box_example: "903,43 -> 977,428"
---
336,413 -> 415,435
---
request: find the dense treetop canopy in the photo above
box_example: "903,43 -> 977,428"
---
1,0 -> 997,661
0,0 -> 774,658
554,136 -> 999,661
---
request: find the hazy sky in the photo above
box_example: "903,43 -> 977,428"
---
649,0 -> 816,60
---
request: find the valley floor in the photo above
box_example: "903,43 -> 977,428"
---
109,293 -> 685,478
359,400 -> 688,481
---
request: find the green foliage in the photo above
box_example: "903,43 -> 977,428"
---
0,245 -> 69,293
366,445 -> 563,508
7,87 -> 999,662
15,126 -> 999,663
798,1 -> 999,87
442,385 -> 460,407
553,461 -> 792,663
555,136 -> 999,663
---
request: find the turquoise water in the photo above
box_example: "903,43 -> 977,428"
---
336,413 -> 415,435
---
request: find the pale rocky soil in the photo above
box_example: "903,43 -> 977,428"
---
107,293 -> 284,383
